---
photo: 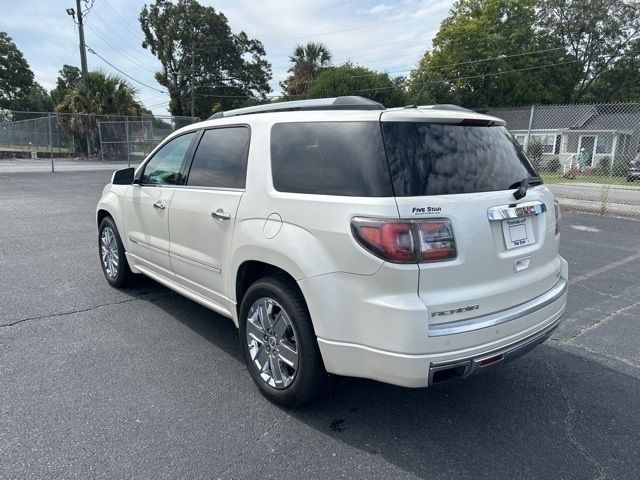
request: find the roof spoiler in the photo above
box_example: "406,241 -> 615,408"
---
208,96 -> 385,119
410,104 -> 474,113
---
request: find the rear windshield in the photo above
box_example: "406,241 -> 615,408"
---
270,122 -> 393,197
381,122 -> 538,197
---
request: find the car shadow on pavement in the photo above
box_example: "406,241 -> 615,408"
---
149,287 -> 640,480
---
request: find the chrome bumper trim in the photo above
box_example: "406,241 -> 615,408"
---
428,316 -> 560,386
428,277 -> 567,337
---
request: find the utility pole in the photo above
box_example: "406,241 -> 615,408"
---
190,41 -> 195,118
67,1 -> 90,156
75,0 -> 88,79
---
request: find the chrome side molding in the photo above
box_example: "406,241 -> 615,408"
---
487,201 -> 547,221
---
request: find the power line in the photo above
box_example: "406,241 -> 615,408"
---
85,45 -> 167,93
84,23 -> 159,74
101,0 -> 145,40
348,46 -> 567,78
194,6 -> 451,51
247,6 -> 432,39
354,59 -> 582,94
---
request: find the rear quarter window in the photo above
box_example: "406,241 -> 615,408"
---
270,122 -> 393,197
381,122 -> 538,196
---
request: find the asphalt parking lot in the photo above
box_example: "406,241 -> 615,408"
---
1,170 -> 639,480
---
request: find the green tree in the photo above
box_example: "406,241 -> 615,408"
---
537,0 -> 640,102
51,65 -> 82,106
21,82 -> 54,111
587,40 -> 640,102
407,0 -> 578,108
139,0 -> 272,118
0,31 -> 36,110
306,63 -> 406,107
281,42 -> 332,98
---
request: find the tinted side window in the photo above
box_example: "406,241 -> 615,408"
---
381,123 -> 538,196
141,132 -> 196,185
270,122 -> 393,197
187,127 -> 250,188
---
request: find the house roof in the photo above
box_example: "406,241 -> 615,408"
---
579,111 -> 640,133
482,104 -> 640,133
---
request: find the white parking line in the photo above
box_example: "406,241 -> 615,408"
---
570,225 -> 601,232
570,252 -> 640,284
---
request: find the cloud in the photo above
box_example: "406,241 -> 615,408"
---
369,4 -> 394,14
1,0 -> 453,115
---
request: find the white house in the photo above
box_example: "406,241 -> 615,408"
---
483,104 -> 640,170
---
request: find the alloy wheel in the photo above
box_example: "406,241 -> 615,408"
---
100,226 -> 119,278
245,297 -> 299,389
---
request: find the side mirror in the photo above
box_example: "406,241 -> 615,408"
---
112,167 -> 135,185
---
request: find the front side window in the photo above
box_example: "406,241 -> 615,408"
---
270,122 -> 393,197
141,132 -> 196,185
381,122 -> 538,197
187,127 -> 250,188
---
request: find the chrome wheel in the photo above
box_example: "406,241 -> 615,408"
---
100,226 -> 119,279
246,297 -> 299,389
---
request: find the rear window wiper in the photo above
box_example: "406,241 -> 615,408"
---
509,176 -> 541,200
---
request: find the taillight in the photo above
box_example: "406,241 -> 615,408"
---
554,200 -> 561,235
351,217 -> 456,263
416,220 -> 457,261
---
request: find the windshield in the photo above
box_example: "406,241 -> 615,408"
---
381,122 -> 539,197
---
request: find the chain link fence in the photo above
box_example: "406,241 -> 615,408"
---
2,104 -> 639,218
480,103 -> 640,219
0,111 -> 199,169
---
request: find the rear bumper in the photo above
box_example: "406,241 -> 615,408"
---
312,272 -> 567,388
427,316 -> 559,385
428,277 -> 567,336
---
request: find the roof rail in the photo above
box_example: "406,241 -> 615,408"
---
208,96 -> 384,119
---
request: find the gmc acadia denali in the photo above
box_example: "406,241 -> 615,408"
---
96,96 -> 568,406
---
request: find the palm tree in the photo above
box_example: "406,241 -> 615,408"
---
56,71 -> 145,155
56,71 -> 143,116
281,42 -> 332,97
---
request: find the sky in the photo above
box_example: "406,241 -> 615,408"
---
0,0 -> 454,116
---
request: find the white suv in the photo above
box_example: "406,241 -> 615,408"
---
97,96 -> 567,406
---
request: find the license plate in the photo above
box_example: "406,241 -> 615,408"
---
502,216 -> 534,249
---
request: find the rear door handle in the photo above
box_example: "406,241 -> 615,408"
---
153,201 -> 166,210
211,209 -> 231,220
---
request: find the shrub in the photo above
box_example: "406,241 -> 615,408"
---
545,157 -> 561,173
612,156 -> 631,177
591,157 -> 611,176
527,137 -> 544,171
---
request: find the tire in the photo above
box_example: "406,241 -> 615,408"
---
98,216 -> 135,288
239,275 -> 327,407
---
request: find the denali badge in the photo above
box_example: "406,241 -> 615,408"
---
412,206 -> 442,215
431,304 -> 479,317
